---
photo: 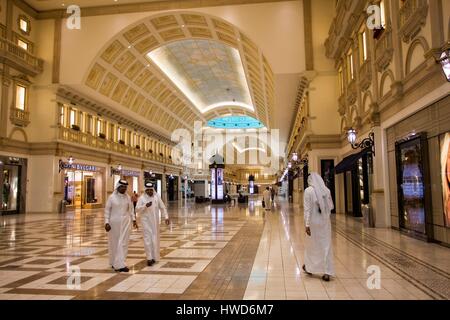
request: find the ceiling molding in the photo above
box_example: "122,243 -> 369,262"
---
32,0 -> 297,19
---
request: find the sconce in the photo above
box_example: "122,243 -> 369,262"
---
347,128 -> 375,155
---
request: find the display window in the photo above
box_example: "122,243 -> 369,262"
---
61,161 -> 104,209
440,133 -> 450,227
395,135 -> 429,235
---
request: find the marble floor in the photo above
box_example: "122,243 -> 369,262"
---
0,198 -> 449,300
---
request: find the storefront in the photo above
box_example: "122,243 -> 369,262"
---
0,156 -> 27,215
60,160 -> 105,210
335,149 -> 373,218
386,94 -> 450,244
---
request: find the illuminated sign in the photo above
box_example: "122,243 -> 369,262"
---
59,160 -> 97,172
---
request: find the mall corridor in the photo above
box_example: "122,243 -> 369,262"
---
0,198 -> 448,300
0,0 -> 449,305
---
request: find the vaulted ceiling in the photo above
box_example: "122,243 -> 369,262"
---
84,11 -> 275,138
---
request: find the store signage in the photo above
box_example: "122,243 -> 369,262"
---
110,167 -> 140,177
59,160 -> 97,172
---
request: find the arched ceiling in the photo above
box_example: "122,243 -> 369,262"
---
84,11 -> 275,138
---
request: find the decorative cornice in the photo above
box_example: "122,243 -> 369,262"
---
33,0 -> 298,20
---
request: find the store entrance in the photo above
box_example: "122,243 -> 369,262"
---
1,157 -> 27,215
64,168 -> 104,210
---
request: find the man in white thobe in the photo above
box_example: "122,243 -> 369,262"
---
302,172 -> 335,281
262,187 -> 271,211
136,182 -> 170,266
104,179 -> 138,272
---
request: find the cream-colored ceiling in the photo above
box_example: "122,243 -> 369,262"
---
85,11 -> 275,137
24,0 -> 168,11
147,39 -> 254,114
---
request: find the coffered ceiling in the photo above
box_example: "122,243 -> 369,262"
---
85,11 -> 275,137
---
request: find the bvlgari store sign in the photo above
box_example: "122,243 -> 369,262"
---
110,167 -> 140,177
59,160 -> 97,172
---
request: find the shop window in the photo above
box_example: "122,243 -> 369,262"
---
17,39 -> 28,51
347,51 -> 354,81
69,109 -> 76,127
15,85 -> 26,110
440,133 -> 450,227
60,105 -> 65,126
18,15 -> 31,35
359,29 -> 368,63
380,0 -> 387,29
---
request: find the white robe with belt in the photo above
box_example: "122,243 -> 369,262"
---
303,186 -> 335,276
104,192 -> 134,269
135,193 -> 168,261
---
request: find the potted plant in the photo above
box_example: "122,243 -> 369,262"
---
159,152 -> 164,157
71,124 -> 80,131
98,133 -> 106,139
136,145 -> 141,150
149,149 -> 153,154
119,139 -> 125,145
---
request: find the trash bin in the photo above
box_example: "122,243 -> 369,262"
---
59,200 -> 67,213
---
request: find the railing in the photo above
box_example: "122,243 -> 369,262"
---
10,108 -> 30,126
0,36 -> 44,73
59,126 -> 174,165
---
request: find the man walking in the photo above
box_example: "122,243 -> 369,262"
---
104,179 -> 138,272
136,182 -> 170,266
302,173 -> 335,281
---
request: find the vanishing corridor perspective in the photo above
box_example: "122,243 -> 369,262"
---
0,0 -> 450,301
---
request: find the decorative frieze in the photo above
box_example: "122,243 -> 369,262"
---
359,59 -> 372,91
375,27 -> 394,72
399,0 -> 428,43
347,80 -> 357,105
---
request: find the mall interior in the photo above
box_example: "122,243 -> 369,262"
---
0,0 -> 449,300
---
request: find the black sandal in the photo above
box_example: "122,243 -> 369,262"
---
302,264 -> 312,275
322,274 -> 330,282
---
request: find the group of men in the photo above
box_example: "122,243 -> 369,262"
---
104,180 -> 170,272
262,185 -> 277,210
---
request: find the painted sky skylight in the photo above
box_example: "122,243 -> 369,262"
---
147,39 -> 254,113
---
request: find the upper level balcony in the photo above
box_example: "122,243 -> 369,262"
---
0,36 -> 44,76
58,126 -> 176,165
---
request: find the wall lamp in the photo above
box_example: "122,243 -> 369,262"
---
347,128 -> 375,155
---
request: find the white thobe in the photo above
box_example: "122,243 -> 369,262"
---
104,192 -> 134,269
135,193 -> 168,261
303,186 -> 335,276
263,190 -> 271,209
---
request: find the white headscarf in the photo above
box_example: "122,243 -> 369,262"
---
114,179 -> 128,194
308,172 -> 334,214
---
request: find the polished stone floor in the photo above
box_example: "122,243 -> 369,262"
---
0,198 -> 449,300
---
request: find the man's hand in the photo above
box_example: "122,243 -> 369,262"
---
146,202 -> 152,207
165,219 -> 170,225
306,227 -> 311,236
133,221 -> 139,230
105,223 -> 111,232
